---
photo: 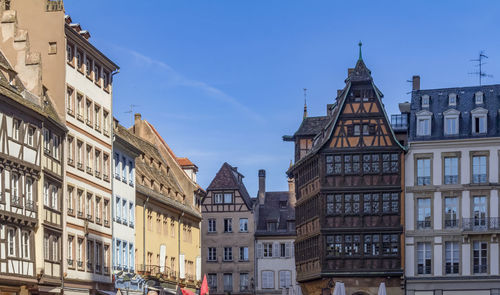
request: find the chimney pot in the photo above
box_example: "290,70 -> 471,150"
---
412,75 -> 420,91
134,113 -> 141,123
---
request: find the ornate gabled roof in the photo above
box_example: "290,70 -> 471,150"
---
206,162 -> 254,210
287,56 -> 406,175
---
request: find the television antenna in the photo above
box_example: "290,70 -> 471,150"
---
469,51 -> 493,85
124,104 -> 140,126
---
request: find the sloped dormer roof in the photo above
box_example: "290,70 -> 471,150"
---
207,162 -> 254,210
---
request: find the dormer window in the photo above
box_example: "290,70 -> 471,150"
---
475,91 -> 484,104
471,107 -> 488,134
266,221 -> 277,232
421,95 -> 430,108
448,93 -> 457,106
279,201 -> 287,209
443,109 -> 460,135
416,110 -> 432,136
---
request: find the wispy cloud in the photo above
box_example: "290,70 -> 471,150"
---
115,46 -> 265,123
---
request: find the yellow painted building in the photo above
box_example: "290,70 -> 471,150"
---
125,114 -> 203,292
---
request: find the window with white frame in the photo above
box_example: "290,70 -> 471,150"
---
25,178 -> 33,206
445,241 -> 459,274
214,193 -> 223,204
444,157 -> 459,184
115,196 -> 121,221
421,95 -> 430,108
22,232 -> 29,258
129,202 -> 134,226
448,93 -> 457,106
472,155 -> 487,183
51,185 -> 58,210
208,247 -> 217,261
444,197 -> 458,228
263,243 -> 273,258
12,174 -> 18,201
122,156 -> 127,182
240,273 -> 249,291
12,119 -> 20,141
471,107 -> 488,134
475,91 -> 484,104
7,228 -> 15,256
223,247 -> 232,261
416,110 -> 432,136
128,160 -> 134,184
262,271 -> 275,289
122,199 -> 128,223
417,242 -> 432,274
417,158 -> 431,185
417,198 -> 431,229
473,241 -> 488,273
443,109 -> 459,135
279,270 -> 292,288
207,274 -> 217,289
114,153 -> 120,178
223,273 -> 233,292
208,218 -> 216,233
27,126 -> 34,147
239,218 -> 248,232
223,193 -> 233,204
224,218 -> 232,233
472,196 -> 487,227
43,181 -> 50,207
239,247 -> 249,261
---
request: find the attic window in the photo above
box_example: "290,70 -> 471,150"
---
421,95 -> 430,108
448,93 -> 457,106
279,201 -> 287,209
475,91 -> 484,104
267,222 -> 277,232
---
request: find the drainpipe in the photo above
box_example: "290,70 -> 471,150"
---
143,196 -> 149,271
178,211 -> 184,285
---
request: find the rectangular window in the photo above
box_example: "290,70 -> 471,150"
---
240,273 -> 249,292
207,274 -> 217,289
445,241 -> 459,274
12,119 -> 20,141
363,193 -> 380,214
27,126 -> 34,147
473,241 -> 488,273
262,271 -> 274,289
363,154 -> 380,174
280,243 -> 286,257
418,118 -> 430,136
353,124 -> 360,136
417,198 -> 431,229
383,153 -> 399,173
472,155 -> 487,184
114,153 -> 120,178
224,218 -> 232,233
239,218 -> 248,232
279,270 -> 291,288
343,155 -> 360,174
326,155 -> 342,175
208,247 -> 217,261
417,158 -> 431,185
223,273 -> 233,292
444,157 -> 459,184
263,243 -> 273,258
53,135 -> 60,159
128,161 -> 134,184
444,197 -> 458,228
122,156 -> 127,182
417,242 -> 432,275
223,193 -> 232,204
445,117 -> 458,135
51,185 -> 58,210
472,196 -> 487,228
68,236 -> 74,261
8,228 -> 16,256
239,247 -> 249,261
214,193 -> 223,204
363,234 -> 380,256
223,247 -> 232,261
208,219 -> 216,233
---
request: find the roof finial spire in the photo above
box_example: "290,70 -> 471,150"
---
303,88 -> 308,119
358,40 -> 363,61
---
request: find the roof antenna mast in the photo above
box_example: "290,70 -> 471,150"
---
124,104 -> 140,126
303,88 -> 308,119
469,51 -> 493,86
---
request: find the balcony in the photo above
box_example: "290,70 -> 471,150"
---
444,219 -> 458,228
104,266 -> 109,273
391,114 -> 408,131
473,264 -> 488,274
95,170 -> 101,178
68,208 -> 74,215
25,200 -> 36,211
462,217 -> 500,232
77,114 -> 83,121
86,119 -> 92,126
417,220 -> 431,229
129,179 -> 134,186
103,129 -> 109,137
77,211 -> 83,218
77,162 -> 83,170
103,174 -> 109,182
136,264 -> 177,279
472,174 -> 487,184
87,214 -> 92,221
122,176 -> 127,183
86,166 -> 93,174
115,172 -> 120,180
115,217 -> 121,223
95,124 -> 101,132
67,108 -> 74,116
87,262 -> 93,270
104,219 -> 109,226
129,221 -> 134,228
77,260 -> 83,268
96,264 -> 101,272
96,217 -> 101,224
68,158 -> 74,165
11,196 -> 21,207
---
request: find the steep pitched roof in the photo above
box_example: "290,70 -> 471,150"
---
255,191 -> 296,237
288,57 -> 405,174
294,116 -> 329,137
207,162 -> 254,210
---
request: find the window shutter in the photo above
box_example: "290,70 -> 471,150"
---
285,242 -> 291,258
273,242 -> 279,257
179,254 -> 185,278
257,243 -> 263,259
291,242 -> 295,258
196,256 -> 201,281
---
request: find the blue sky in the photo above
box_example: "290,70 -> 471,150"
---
64,0 -> 500,197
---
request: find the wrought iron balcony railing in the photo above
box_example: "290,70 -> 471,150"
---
462,217 -> 500,231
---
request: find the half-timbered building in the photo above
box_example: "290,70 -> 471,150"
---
285,50 -> 405,295
202,163 -> 256,295
0,51 -> 65,295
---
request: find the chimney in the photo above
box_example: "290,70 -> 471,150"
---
412,75 -> 420,91
288,177 -> 296,207
258,169 -> 266,205
348,68 -> 354,76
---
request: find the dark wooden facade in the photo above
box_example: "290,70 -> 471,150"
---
287,56 -> 405,295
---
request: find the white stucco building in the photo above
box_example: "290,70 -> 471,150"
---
404,78 -> 500,295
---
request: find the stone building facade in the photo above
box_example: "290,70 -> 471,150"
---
202,163 -> 256,295
404,77 -> 500,295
